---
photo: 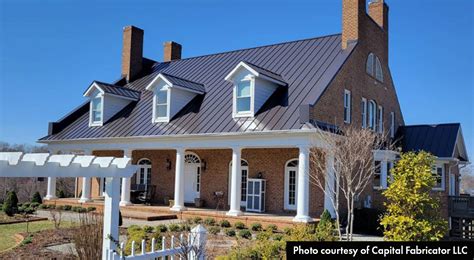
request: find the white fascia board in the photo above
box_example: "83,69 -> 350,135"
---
83,82 -> 105,97
224,61 -> 259,82
103,93 -> 139,102
145,73 -> 172,91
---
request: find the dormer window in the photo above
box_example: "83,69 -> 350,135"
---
236,80 -> 252,114
145,73 -> 205,123
91,96 -> 103,126
83,81 -> 140,127
225,61 -> 286,118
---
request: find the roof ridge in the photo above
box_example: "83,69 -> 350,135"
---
94,80 -> 141,93
153,33 -> 342,66
160,72 -> 205,86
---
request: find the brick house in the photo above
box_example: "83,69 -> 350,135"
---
38,0 -> 469,226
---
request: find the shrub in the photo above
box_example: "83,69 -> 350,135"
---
192,216 -> 202,224
272,234 -> 284,241
71,206 -> 81,212
77,207 -> 87,213
203,217 -> 216,226
234,221 -> 246,229
168,223 -> 181,232
38,204 -> 48,209
31,192 -> 42,204
265,224 -> 277,233
256,230 -> 271,241
128,225 -> 142,233
155,224 -> 167,233
219,219 -> 231,228
87,206 -> 96,212
283,227 -> 292,235
238,229 -> 252,239
180,224 -> 191,231
63,205 -> 72,211
21,235 -> 33,246
225,228 -> 236,237
380,151 -> 448,241
22,202 -> 31,208
56,205 -> 65,211
315,209 -> 336,241
30,202 -> 40,209
57,190 -> 66,198
125,228 -> 146,255
250,223 -> 262,231
208,226 -> 220,235
143,225 -> 153,233
3,191 -> 19,216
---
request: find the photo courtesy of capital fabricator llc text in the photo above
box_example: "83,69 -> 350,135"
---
0,0 -> 473,259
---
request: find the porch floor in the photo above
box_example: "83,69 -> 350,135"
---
44,198 -> 319,229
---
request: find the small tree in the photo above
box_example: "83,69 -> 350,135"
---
380,151 -> 448,241
3,191 -> 19,216
31,191 -> 42,204
310,126 -> 387,240
315,209 -> 336,241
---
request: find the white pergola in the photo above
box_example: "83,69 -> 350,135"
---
0,152 -> 137,260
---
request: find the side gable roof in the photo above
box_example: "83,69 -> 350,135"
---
40,34 -> 356,142
397,123 -> 469,161
84,81 -> 141,101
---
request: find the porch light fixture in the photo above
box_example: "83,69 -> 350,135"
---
201,159 -> 207,171
166,159 -> 172,170
257,172 -> 263,179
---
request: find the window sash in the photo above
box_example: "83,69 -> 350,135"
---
378,106 -> 383,133
237,81 -> 251,98
236,96 -> 251,112
390,112 -> 395,138
433,166 -> 444,189
344,90 -> 351,123
368,101 -> 376,130
361,98 -> 367,128
91,97 -> 102,123
373,160 -> 382,189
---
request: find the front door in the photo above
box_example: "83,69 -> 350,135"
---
184,153 -> 201,203
284,159 -> 298,210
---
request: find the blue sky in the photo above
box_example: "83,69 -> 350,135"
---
0,0 -> 473,159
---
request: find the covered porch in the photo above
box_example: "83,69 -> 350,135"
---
43,130 -> 336,223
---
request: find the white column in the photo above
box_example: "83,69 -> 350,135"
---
79,149 -> 92,203
324,152 -> 336,217
227,147 -> 242,216
120,150 -> 133,206
381,160 -> 388,189
171,147 -> 186,211
102,177 -> 120,260
44,177 -> 57,200
293,145 -> 312,222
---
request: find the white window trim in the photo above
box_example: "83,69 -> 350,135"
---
432,163 -> 445,191
233,78 -> 255,118
284,158 -> 299,210
89,95 -> 104,127
378,105 -> 383,133
343,89 -> 351,124
390,112 -> 395,138
361,98 -> 367,129
136,158 -> 152,186
373,160 -> 383,190
152,88 -> 171,123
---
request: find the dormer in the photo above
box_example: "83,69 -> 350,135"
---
83,81 -> 140,127
225,61 -> 286,118
145,73 -> 205,123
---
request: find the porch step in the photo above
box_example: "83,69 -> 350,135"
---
121,210 -> 177,221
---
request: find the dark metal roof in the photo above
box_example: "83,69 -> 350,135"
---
160,73 -> 206,94
92,81 -> 141,100
40,34 -> 356,141
397,123 -> 460,158
243,61 -> 287,85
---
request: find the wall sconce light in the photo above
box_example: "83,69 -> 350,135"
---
166,159 -> 172,170
201,159 -> 207,171
257,172 -> 263,179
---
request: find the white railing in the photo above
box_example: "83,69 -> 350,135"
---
107,225 -> 207,260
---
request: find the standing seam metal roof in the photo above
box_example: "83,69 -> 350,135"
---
40,34 -> 356,141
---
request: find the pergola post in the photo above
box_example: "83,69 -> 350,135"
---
102,176 -> 121,260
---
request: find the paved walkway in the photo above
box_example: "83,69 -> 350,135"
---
35,210 -> 183,227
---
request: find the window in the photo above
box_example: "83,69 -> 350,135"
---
390,112 -> 395,138
366,53 -> 383,83
366,53 -> 375,76
236,81 -> 251,113
373,160 -> 382,189
136,159 -> 152,187
386,161 -> 394,187
228,160 -> 249,206
154,89 -> 168,120
361,98 -> 367,128
375,57 -> 384,82
378,105 -> 383,133
344,89 -> 351,123
368,100 -> 376,130
433,164 -> 445,190
90,96 -> 103,125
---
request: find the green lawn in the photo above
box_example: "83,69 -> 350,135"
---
0,220 -> 74,252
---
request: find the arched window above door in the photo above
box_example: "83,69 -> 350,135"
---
184,153 -> 201,164
286,159 -> 298,167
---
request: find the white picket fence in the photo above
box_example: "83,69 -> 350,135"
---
106,225 -> 207,260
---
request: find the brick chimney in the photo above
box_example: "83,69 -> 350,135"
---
342,0 -> 366,49
368,0 -> 389,31
163,41 -> 182,62
121,26 -> 144,82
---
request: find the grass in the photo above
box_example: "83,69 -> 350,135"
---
0,220 -> 74,252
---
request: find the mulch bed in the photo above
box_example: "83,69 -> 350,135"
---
0,228 -> 77,260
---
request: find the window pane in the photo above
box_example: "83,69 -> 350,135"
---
93,97 -> 102,110
237,97 -> 251,112
156,104 -> 167,117
156,90 -> 167,104
92,111 -> 102,122
375,57 -> 384,82
237,81 -> 251,97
